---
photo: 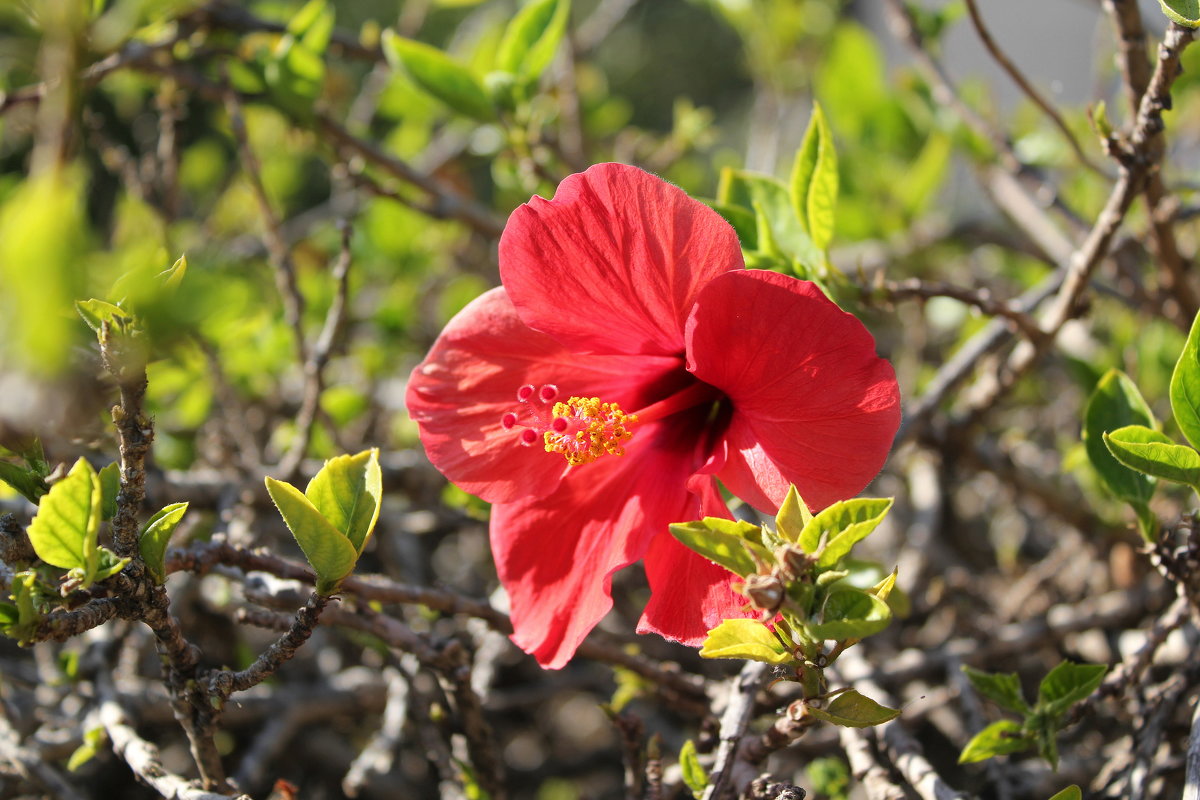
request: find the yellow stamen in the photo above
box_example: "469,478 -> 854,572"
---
543,396 -> 637,466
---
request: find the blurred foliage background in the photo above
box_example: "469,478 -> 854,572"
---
3,0 -> 1200,798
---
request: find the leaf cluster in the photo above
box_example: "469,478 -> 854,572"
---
959,662 -> 1107,768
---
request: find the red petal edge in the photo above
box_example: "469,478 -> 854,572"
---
686,270 -> 901,511
500,163 -> 745,357
491,419 -> 708,669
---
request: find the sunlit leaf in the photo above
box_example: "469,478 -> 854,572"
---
1172,311 -> 1200,448
1159,0 -> 1200,27
27,458 -> 100,572
962,665 -> 1030,715
1037,661 -> 1107,717
805,690 -> 900,727
305,449 -> 383,555
669,519 -> 771,578
807,587 -> 891,641
958,720 -> 1034,764
383,31 -> 496,121
699,619 -> 792,664
791,102 -> 838,251
678,739 -> 708,799
138,502 -> 189,584
1103,425 -> 1200,488
265,477 -> 358,595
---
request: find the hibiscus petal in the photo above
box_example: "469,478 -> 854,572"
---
491,419 -> 703,668
637,476 -> 754,645
500,163 -> 744,357
406,287 -> 681,504
686,270 -> 901,512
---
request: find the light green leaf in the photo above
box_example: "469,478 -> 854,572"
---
678,739 -> 708,799
158,254 -> 187,291
702,200 -> 758,249
798,498 -> 893,566
1173,311 -> 1200,448
74,299 -> 130,336
774,484 -> 813,543
265,477 -> 358,595
7,571 -> 39,644
791,102 -> 838,251
67,726 -> 107,772
1159,0 -> 1200,27
807,587 -> 892,641
138,502 -> 188,584
805,690 -> 900,727
0,461 -> 48,504
962,665 -> 1031,715
1048,786 -> 1082,800
1084,370 -> 1158,506
716,167 -> 822,269
90,548 -> 131,583
288,0 -> 334,53
495,0 -> 571,83
1103,425 -> 1200,488
383,31 -> 496,121
1037,661 -> 1107,717
98,462 -> 120,521
699,618 -> 792,664
669,519 -> 771,578
305,449 -> 382,555
958,719 -> 1034,764
27,458 -> 100,572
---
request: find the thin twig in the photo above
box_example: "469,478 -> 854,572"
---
702,661 -> 770,800
1102,1 -> 1199,326
94,669 -> 250,800
278,221 -> 354,480
964,0 -> 1108,177
225,90 -> 308,367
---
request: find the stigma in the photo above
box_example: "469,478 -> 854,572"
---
501,384 -> 637,466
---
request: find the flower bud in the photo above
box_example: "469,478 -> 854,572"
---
742,573 -> 784,614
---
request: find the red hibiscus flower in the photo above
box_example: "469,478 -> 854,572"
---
405,163 -> 900,668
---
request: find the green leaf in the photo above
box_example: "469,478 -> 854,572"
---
962,666 -> 1031,715
702,200 -> 758,249
699,618 -> 792,664
807,587 -> 892,641
1037,661 -> 1107,717
716,167 -> 822,269
265,477 -> 358,594
262,0 -> 334,117
669,519 -> 771,578
678,739 -> 708,799
958,720 -> 1035,764
7,571 -> 40,645
495,0 -> 571,83
383,31 -> 496,121
0,461 -> 48,504
1103,425 -> 1200,488
90,548 -> 131,583
1048,786 -> 1082,800
774,484 -> 813,543
66,726 -> 107,772
27,458 -> 100,572
1159,0 -> 1200,27
1173,311 -> 1200,448
158,254 -> 187,291
797,498 -> 893,567
98,462 -> 120,521
138,502 -> 188,584
74,299 -> 130,336
1084,370 -> 1158,506
304,449 -> 383,555
791,102 -> 838,251
805,690 -> 900,727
